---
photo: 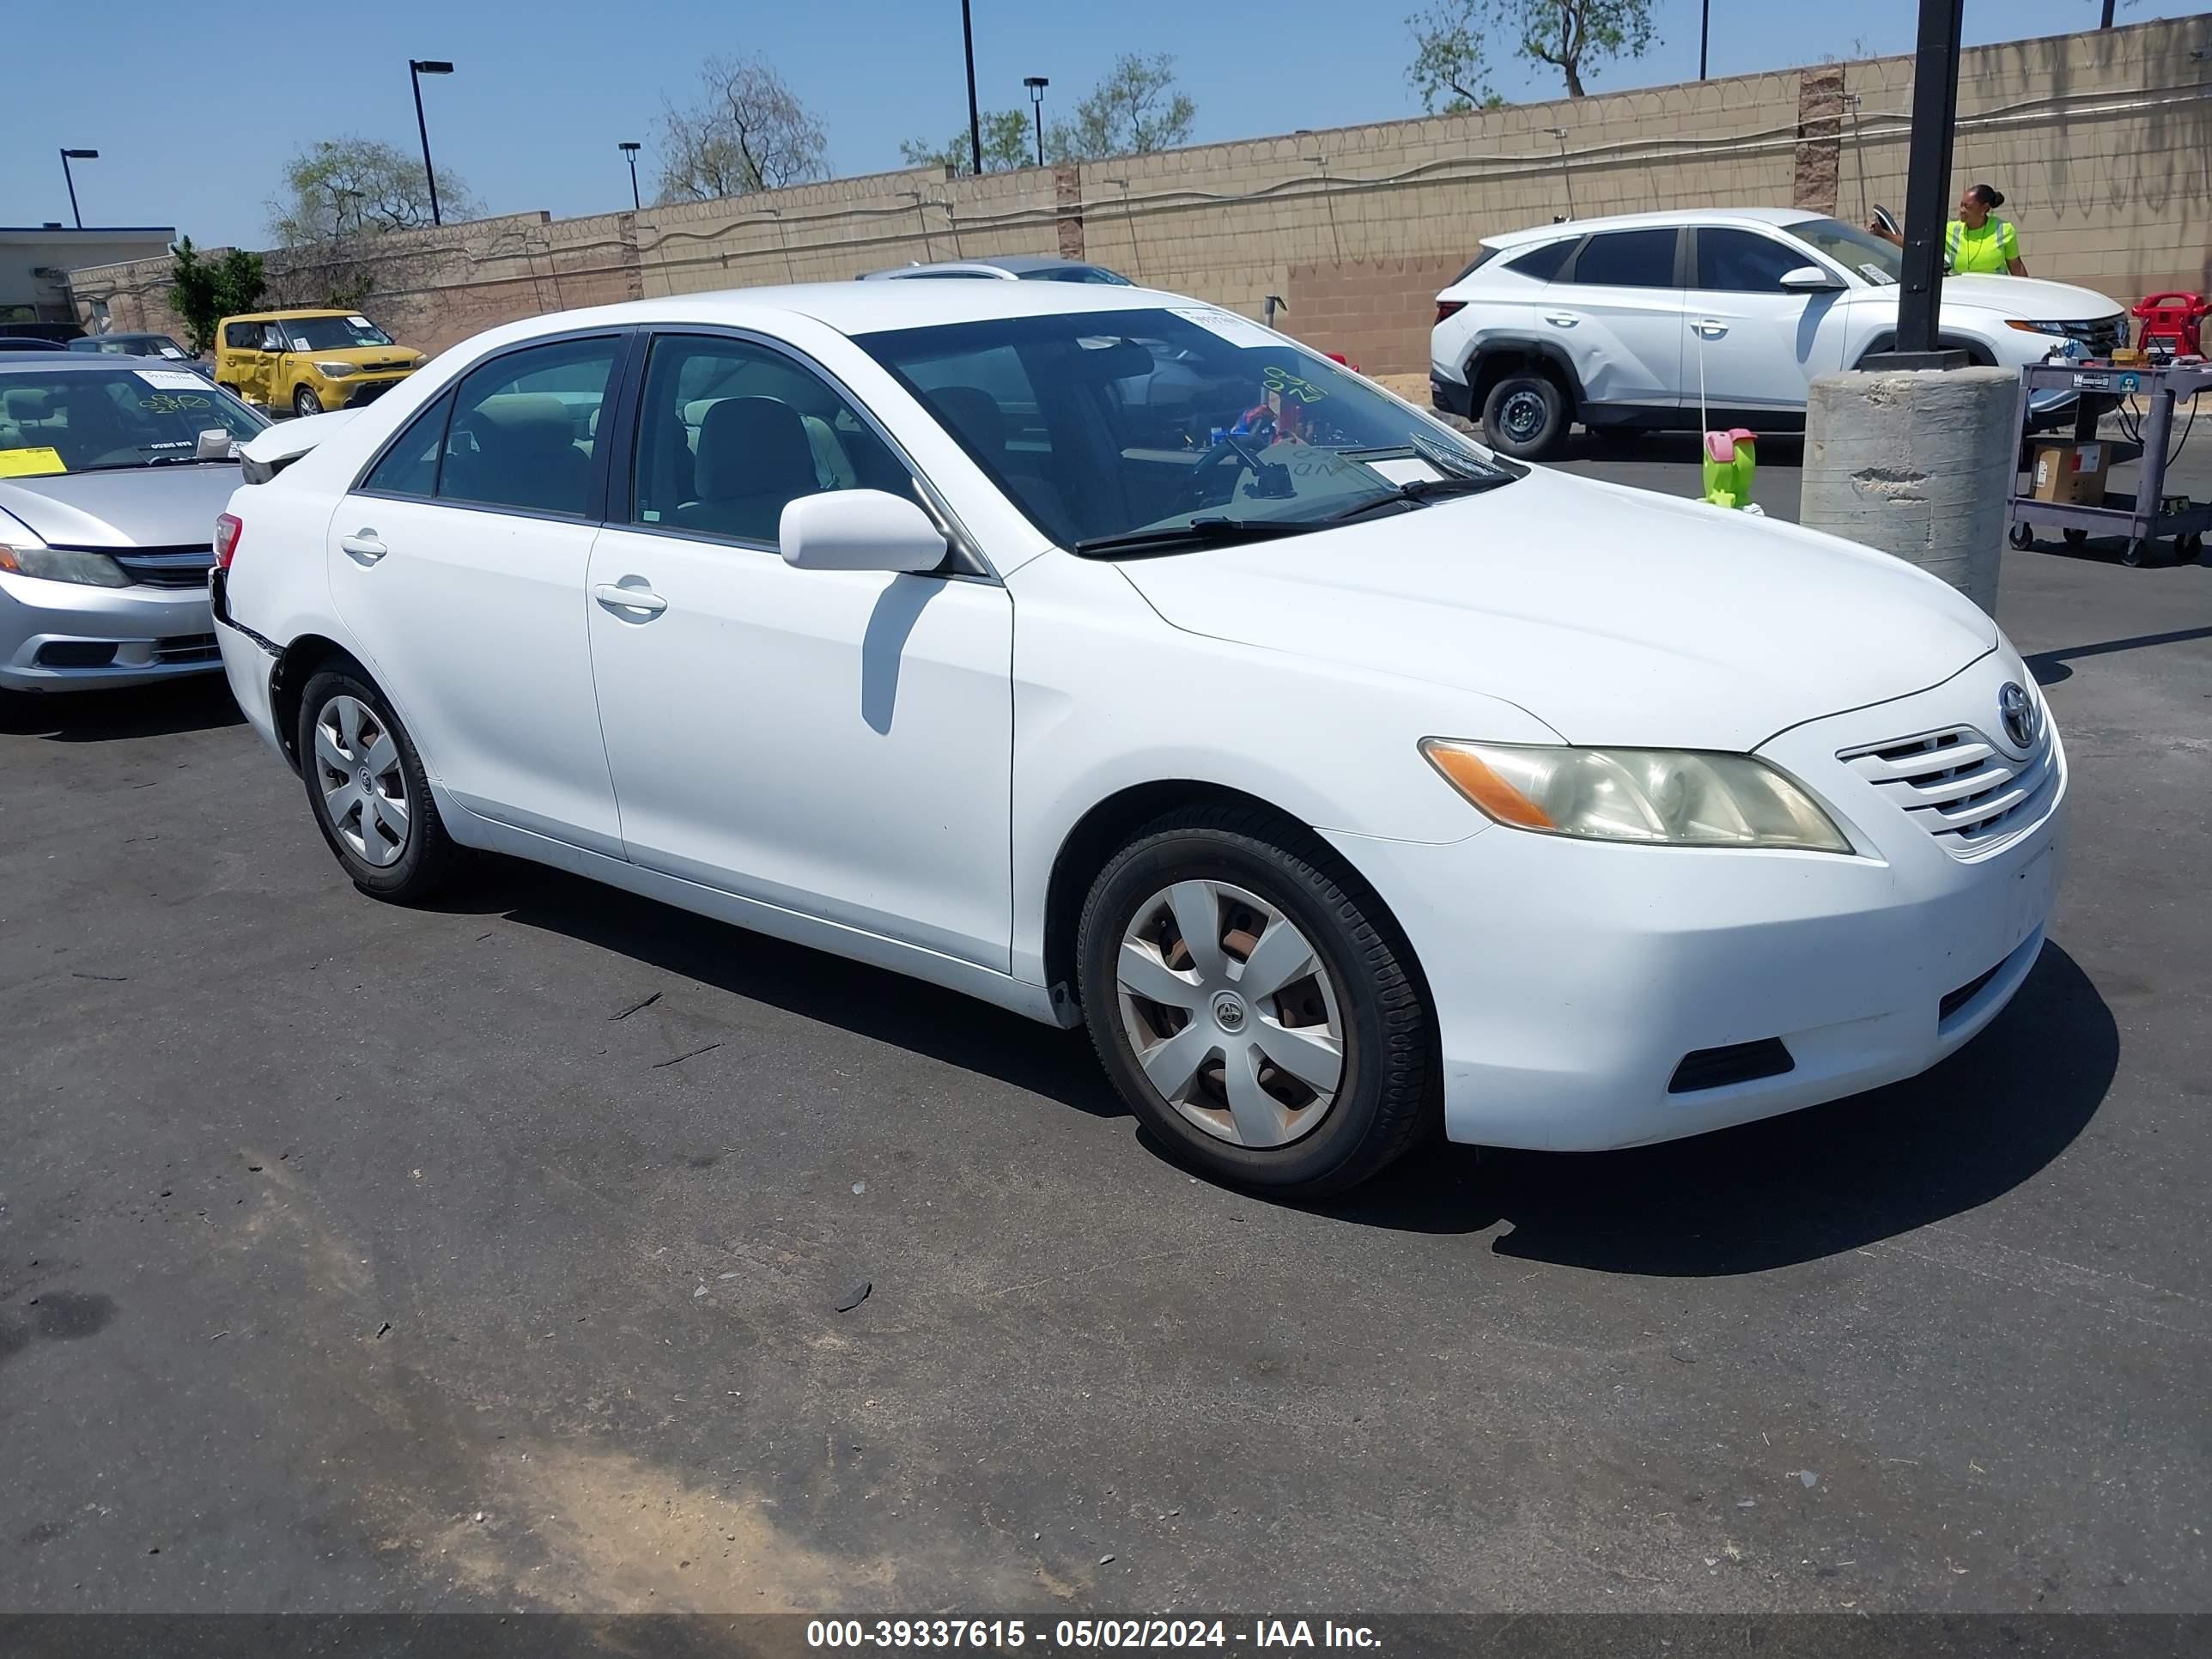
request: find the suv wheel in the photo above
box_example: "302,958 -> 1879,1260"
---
1481,369 -> 1568,459
293,385 -> 323,419
1076,805 -> 1435,1196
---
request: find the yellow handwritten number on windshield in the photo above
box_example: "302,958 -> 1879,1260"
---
1261,366 -> 1327,404
141,393 -> 212,415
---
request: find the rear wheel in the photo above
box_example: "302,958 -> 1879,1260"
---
292,384 -> 323,419
297,668 -> 460,902
1076,806 -> 1434,1196
1480,369 -> 1569,460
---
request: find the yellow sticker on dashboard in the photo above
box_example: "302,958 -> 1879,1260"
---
0,447 -> 66,477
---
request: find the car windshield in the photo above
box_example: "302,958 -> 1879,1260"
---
0,367 -> 268,474
76,335 -> 191,359
1789,216 -> 1900,287
856,306 -> 1515,550
277,315 -> 395,349
1020,265 -> 1134,285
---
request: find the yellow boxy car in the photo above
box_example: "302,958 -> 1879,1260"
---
213,309 -> 424,418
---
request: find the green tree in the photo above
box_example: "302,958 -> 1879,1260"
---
167,237 -> 266,355
900,109 -> 1036,174
1410,0 -> 1655,102
656,55 -> 830,202
1047,53 -> 1197,161
266,137 -> 477,246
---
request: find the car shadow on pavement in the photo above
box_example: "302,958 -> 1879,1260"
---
0,678 -> 242,740
477,860 -> 1130,1120
1304,941 -> 2116,1276
2025,624 -> 2212,685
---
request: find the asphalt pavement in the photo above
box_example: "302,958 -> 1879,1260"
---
3,437 -> 2208,1618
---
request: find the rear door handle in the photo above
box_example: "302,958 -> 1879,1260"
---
339,530 -> 386,564
1694,319 -> 1729,338
593,580 -> 667,620
1543,313 -> 1579,327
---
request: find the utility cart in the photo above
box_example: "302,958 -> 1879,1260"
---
2004,359 -> 2209,566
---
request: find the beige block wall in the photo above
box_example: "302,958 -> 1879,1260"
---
69,16 -> 2209,378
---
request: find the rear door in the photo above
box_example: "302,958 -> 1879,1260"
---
327,330 -> 631,854
1682,227 -> 1849,412
1544,228 -> 1684,410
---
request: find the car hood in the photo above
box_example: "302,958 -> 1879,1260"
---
0,465 -> 244,550
1112,466 -> 1998,751
1932,273 -> 2122,320
317,345 -> 422,373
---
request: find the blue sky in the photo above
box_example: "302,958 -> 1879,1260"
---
3,1 -> 2191,247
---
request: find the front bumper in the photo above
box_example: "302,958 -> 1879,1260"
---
1,570 -> 222,692
299,372 -> 413,413
1329,653 -> 2067,1152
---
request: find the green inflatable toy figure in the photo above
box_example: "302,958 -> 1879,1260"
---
1702,428 -> 1758,510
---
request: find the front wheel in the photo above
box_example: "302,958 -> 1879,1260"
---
1076,807 -> 1434,1196
1480,370 -> 1569,460
297,668 -> 461,902
293,384 -> 324,419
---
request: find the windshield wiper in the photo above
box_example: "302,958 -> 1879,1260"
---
1321,473 -> 1513,524
1073,516 -> 1322,557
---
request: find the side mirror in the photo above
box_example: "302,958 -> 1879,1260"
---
1779,264 -> 1843,292
194,428 -> 234,461
780,489 -> 948,574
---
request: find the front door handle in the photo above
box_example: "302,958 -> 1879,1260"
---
594,580 -> 668,620
1543,313 -> 1579,327
1694,319 -> 1729,338
339,530 -> 386,564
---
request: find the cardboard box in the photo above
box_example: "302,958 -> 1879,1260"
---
2029,439 -> 2111,505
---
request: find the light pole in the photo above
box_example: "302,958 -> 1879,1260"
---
619,142 -> 642,210
1024,76 -> 1049,168
1877,0 -> 1966,364
59,149 -> 98,229
960,0 -> 982,176
409,59 -> 454,226
1699,1 -> 1711,78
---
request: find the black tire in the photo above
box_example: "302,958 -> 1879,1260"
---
1480,369 -> 1569,460
2063,527 -> 2088,547
1075,805 -> 1435,1197
2179,532 -> 2203,563
292,384 -> 323,419
2008,521 -> 2035,550
295,667 -> 461,902
2122,537 -> 2149,568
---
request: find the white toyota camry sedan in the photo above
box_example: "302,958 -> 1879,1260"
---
210,281 -> 2064,1194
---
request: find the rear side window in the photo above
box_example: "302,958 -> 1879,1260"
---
362,389 -> 456,497
1504,240 -> 1577,283
1696,228 -> 1810,292
1568,229 -> 1679,289
437,337 -> 621,518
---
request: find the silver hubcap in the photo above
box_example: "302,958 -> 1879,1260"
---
1115,879 -> 1346,1150
1499,388 -> 1547,442
313,695 -> 409,868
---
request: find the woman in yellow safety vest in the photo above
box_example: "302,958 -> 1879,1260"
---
1870,183 -> 2028,276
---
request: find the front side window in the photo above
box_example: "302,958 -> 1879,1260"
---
1569,229 -> 1679,289
434,337 -> 620,517
1695,228 -> 1815,293
629,334 -> 908,543
857,306 -> 1517,551
223,321 -> 264,349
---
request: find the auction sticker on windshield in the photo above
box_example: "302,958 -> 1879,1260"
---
0,446 -> 66,478
137,368 -> 216,392
1169,307 -> 1285,351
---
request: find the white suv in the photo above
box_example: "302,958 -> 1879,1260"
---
1430,208 -> 2127,459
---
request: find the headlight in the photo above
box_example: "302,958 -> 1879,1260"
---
313,361 -> 358,378
1421,739 -> 1852,853
0,541 -> 131,588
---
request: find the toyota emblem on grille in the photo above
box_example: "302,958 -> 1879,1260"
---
1998,682 -> 2039,751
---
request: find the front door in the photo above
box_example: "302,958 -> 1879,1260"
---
1682,228 -> 1848,413
327,331 -> 630,854
585,331 -> 1015,969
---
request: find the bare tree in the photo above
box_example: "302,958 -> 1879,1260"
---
266,137 -> 477,246
1409,0 -> 1656,102
902,110 -> 1034,175
1407,3 -> 1498,112
1047,53 -> 1197,161
657,55 -> 830,203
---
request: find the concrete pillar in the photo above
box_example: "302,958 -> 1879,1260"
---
1799,367 -> 2017,614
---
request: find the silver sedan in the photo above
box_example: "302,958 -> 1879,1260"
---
0,354 -> 268,696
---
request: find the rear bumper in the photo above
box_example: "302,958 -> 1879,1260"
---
1431,374 -> 1474,418
210,571 -> 286,759
0,571 -> 222,692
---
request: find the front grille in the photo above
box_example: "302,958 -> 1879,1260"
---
110,547 -> 216,588
153,633 -> 220,665
348,380 -> 396,406
2053,314 -> 2127,356
1840,720 -> 2057,857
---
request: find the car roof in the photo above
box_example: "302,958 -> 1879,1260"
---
860,254 -> 1126,280
1481,206 -> 1825,248
218,308 -> 364,323
442,279 -> 1210,345
0,353 -> 166,374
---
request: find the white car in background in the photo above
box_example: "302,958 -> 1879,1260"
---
1431,207 -> 2128,458
212,281 -> 2063,1194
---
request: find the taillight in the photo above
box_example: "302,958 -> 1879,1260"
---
1436,300 -> 1467,325
214,513 -> 243,572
